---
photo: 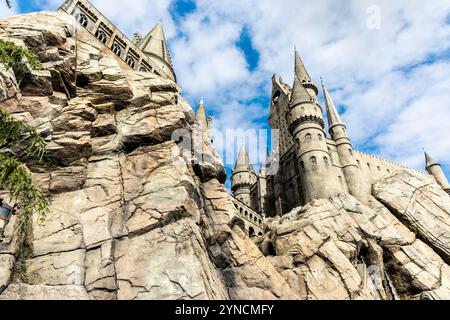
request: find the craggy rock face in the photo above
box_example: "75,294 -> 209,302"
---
1,12 -> 450,301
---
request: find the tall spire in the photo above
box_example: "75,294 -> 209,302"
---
425,152 -> 439,169
295,49 -> 313,83
137,22 -> 174,70
321,78 -> 344,129
234,144 -> 255,173
195,97 -> 208,129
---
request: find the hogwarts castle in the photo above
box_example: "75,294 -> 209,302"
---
226,51 -> 450,223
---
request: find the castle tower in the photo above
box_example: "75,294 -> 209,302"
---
425,152 -> 450,195
256,151 -> 269,214
287,51 -> 341,203
136,22 -> 176,81
322,79 -> 369,203
231,145 -> 258,206
195,97 -> 209,130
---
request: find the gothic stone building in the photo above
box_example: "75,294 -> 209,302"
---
228,51 -> 450,220
59,0 -> 176,81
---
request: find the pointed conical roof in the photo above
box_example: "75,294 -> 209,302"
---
321,79 -> 344,129
295,50 -> 313,83
425,152 -> 439,168
195,97 -> 208,129
137,22 -> 173,69
234,144 -> 255,173
290,74 -> 311,106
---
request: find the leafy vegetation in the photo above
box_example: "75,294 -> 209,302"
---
0,39 -> 42,85
0,38 -> 47,230
1,99 -> 48,231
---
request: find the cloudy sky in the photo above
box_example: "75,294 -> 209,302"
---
4,0 -> 450,187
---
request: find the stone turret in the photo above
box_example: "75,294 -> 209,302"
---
322,79 -> 369,203
231,145 -> 258,206
425,152 -> 450,195
287,51 -> 340,203
136,22 -> 176,81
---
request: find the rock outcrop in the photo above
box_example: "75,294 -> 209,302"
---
0,12 -> 449,300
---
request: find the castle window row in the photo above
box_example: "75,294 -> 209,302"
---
67,1 -> 170,80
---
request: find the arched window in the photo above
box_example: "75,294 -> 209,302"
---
250,214 -> 253,220
272,91 -> 280,104
126,55 -> 136,68
112,42 -> 122,56
235,204 -> 238,209
349,149 -> 353,156
95,29 -> 108,44
305,133 -> 312,141
367,163 -> 371,169
249,227 -> 255,237
240,208 -> 243,214
300,161 -> 305,170
245,211 -> 248,217
311,156 -> 317,165
296,138 -> 300,149
324,157 -> 329,166
77,13 -> 89,28
318,134 -> 323,141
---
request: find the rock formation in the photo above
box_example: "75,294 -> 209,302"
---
0,12 -> 449,300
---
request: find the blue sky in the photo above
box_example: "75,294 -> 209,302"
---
4,0 -> 450,189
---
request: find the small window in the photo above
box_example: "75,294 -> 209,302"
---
300,161 -> 305,170
272,91 -> 281,104
112,42 -> 122,56
95,29 -> 108,44
311,156 -> 317,165
367,163 -> 371,169
77,13 -> 89,28
305,133 -> 312,141
377,166 -> 381,171
126,55 -> 136,68
318,134 -> 323,141
349,149 -> 353,156
324,157 -> 329,166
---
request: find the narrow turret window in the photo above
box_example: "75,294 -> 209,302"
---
324,157 -> 329,166
300,161 -> 305,171
305,133 -> 312,141
318,134 -> 323,141
349,149 -> 353,155
311,156 -> 317,165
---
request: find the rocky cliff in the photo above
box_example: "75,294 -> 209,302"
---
0,12 -> 449,300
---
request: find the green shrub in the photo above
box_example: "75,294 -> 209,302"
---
0,109 -> 48,231
0,39 -> 42,84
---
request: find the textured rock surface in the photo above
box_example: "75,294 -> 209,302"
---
1,12 -> 450,300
